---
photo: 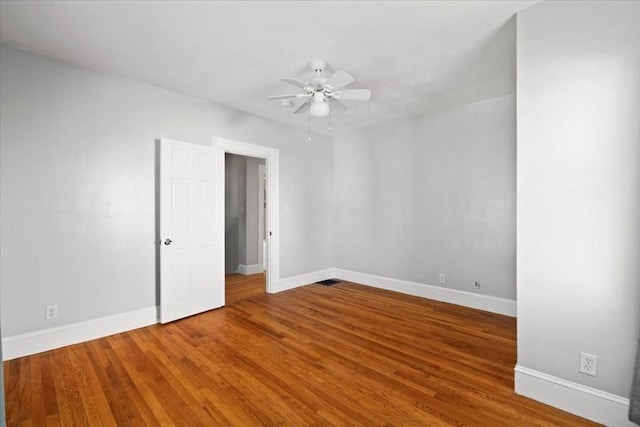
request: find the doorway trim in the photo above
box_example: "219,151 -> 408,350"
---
213,136 -> 279,294
257,163 -> 266,273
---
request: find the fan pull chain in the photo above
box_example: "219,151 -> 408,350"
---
308,111 -> 311,141
328,109 -> 332,131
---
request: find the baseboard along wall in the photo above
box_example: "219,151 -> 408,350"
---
235,264 -> 264,275
334,268 -> 517,317
270,268 -> 335,293
2,306 -> 158,361
515,365 -> 633,426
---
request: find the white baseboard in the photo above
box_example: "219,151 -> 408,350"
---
2,306 -> 158,361
272,268 -> 336,293
334,269 -> 516,317
236,264 -> 264,275
515,365 -> 633,426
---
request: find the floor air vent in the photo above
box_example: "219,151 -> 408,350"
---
316,279 -> 341,286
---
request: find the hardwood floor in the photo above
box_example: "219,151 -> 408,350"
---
4,281 -> 597,426
226,273 -> 266,305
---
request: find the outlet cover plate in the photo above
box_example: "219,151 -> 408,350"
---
45,304 -> 58,320
439,274 -> 446,284
579,352 -> 597,376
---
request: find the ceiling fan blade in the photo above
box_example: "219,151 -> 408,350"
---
339,89 -> 371,101
281,78 -> 309,89
293,101 -> 311,114
268,94 -> 301,100
330,99 -> 348,112
324,70 -> 354,91
268,93 -> 312,100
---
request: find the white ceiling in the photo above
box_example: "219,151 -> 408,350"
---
0,1 -> 538,132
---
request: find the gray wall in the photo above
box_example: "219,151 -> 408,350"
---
334,94 -> 516,299
517,1 -> 640,397
0,44 -> 334,338
245,156 -> 265,266
224,153 -> 247,273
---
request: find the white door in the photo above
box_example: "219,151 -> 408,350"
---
160,138 -> 224,323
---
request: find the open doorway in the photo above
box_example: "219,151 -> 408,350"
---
215,135 -> 280,300
225,153 -> 266,304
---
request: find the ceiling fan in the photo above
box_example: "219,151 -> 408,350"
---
268,59 -> 371,118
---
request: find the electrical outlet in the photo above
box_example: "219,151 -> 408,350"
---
474,281 -> 481,290
45,304 -> 58,320
579,352 -> 598,376
439,273 -> 446,284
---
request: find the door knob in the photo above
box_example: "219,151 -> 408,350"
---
164,239 -> 172,245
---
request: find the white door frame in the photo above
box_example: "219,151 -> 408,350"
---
213,136 -> 279,293
257,163 -> 266,272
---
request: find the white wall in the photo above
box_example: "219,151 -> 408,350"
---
0,44 -> 334,338
333,94 -> 516,300
517,0 -> 640,403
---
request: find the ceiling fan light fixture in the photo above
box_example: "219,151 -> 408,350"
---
268,59 -> 370,123
310,101 -> 330,118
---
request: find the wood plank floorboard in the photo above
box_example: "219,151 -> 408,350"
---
4,280 -> 598,426
226,273 -> 266,305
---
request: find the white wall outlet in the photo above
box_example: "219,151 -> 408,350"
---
579,352 -> 598,376
439,273 -> 446,284
45,304 -> 58,320
474,281 -> 481,290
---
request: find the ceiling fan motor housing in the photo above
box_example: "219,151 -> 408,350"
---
310,59 -> 327,73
